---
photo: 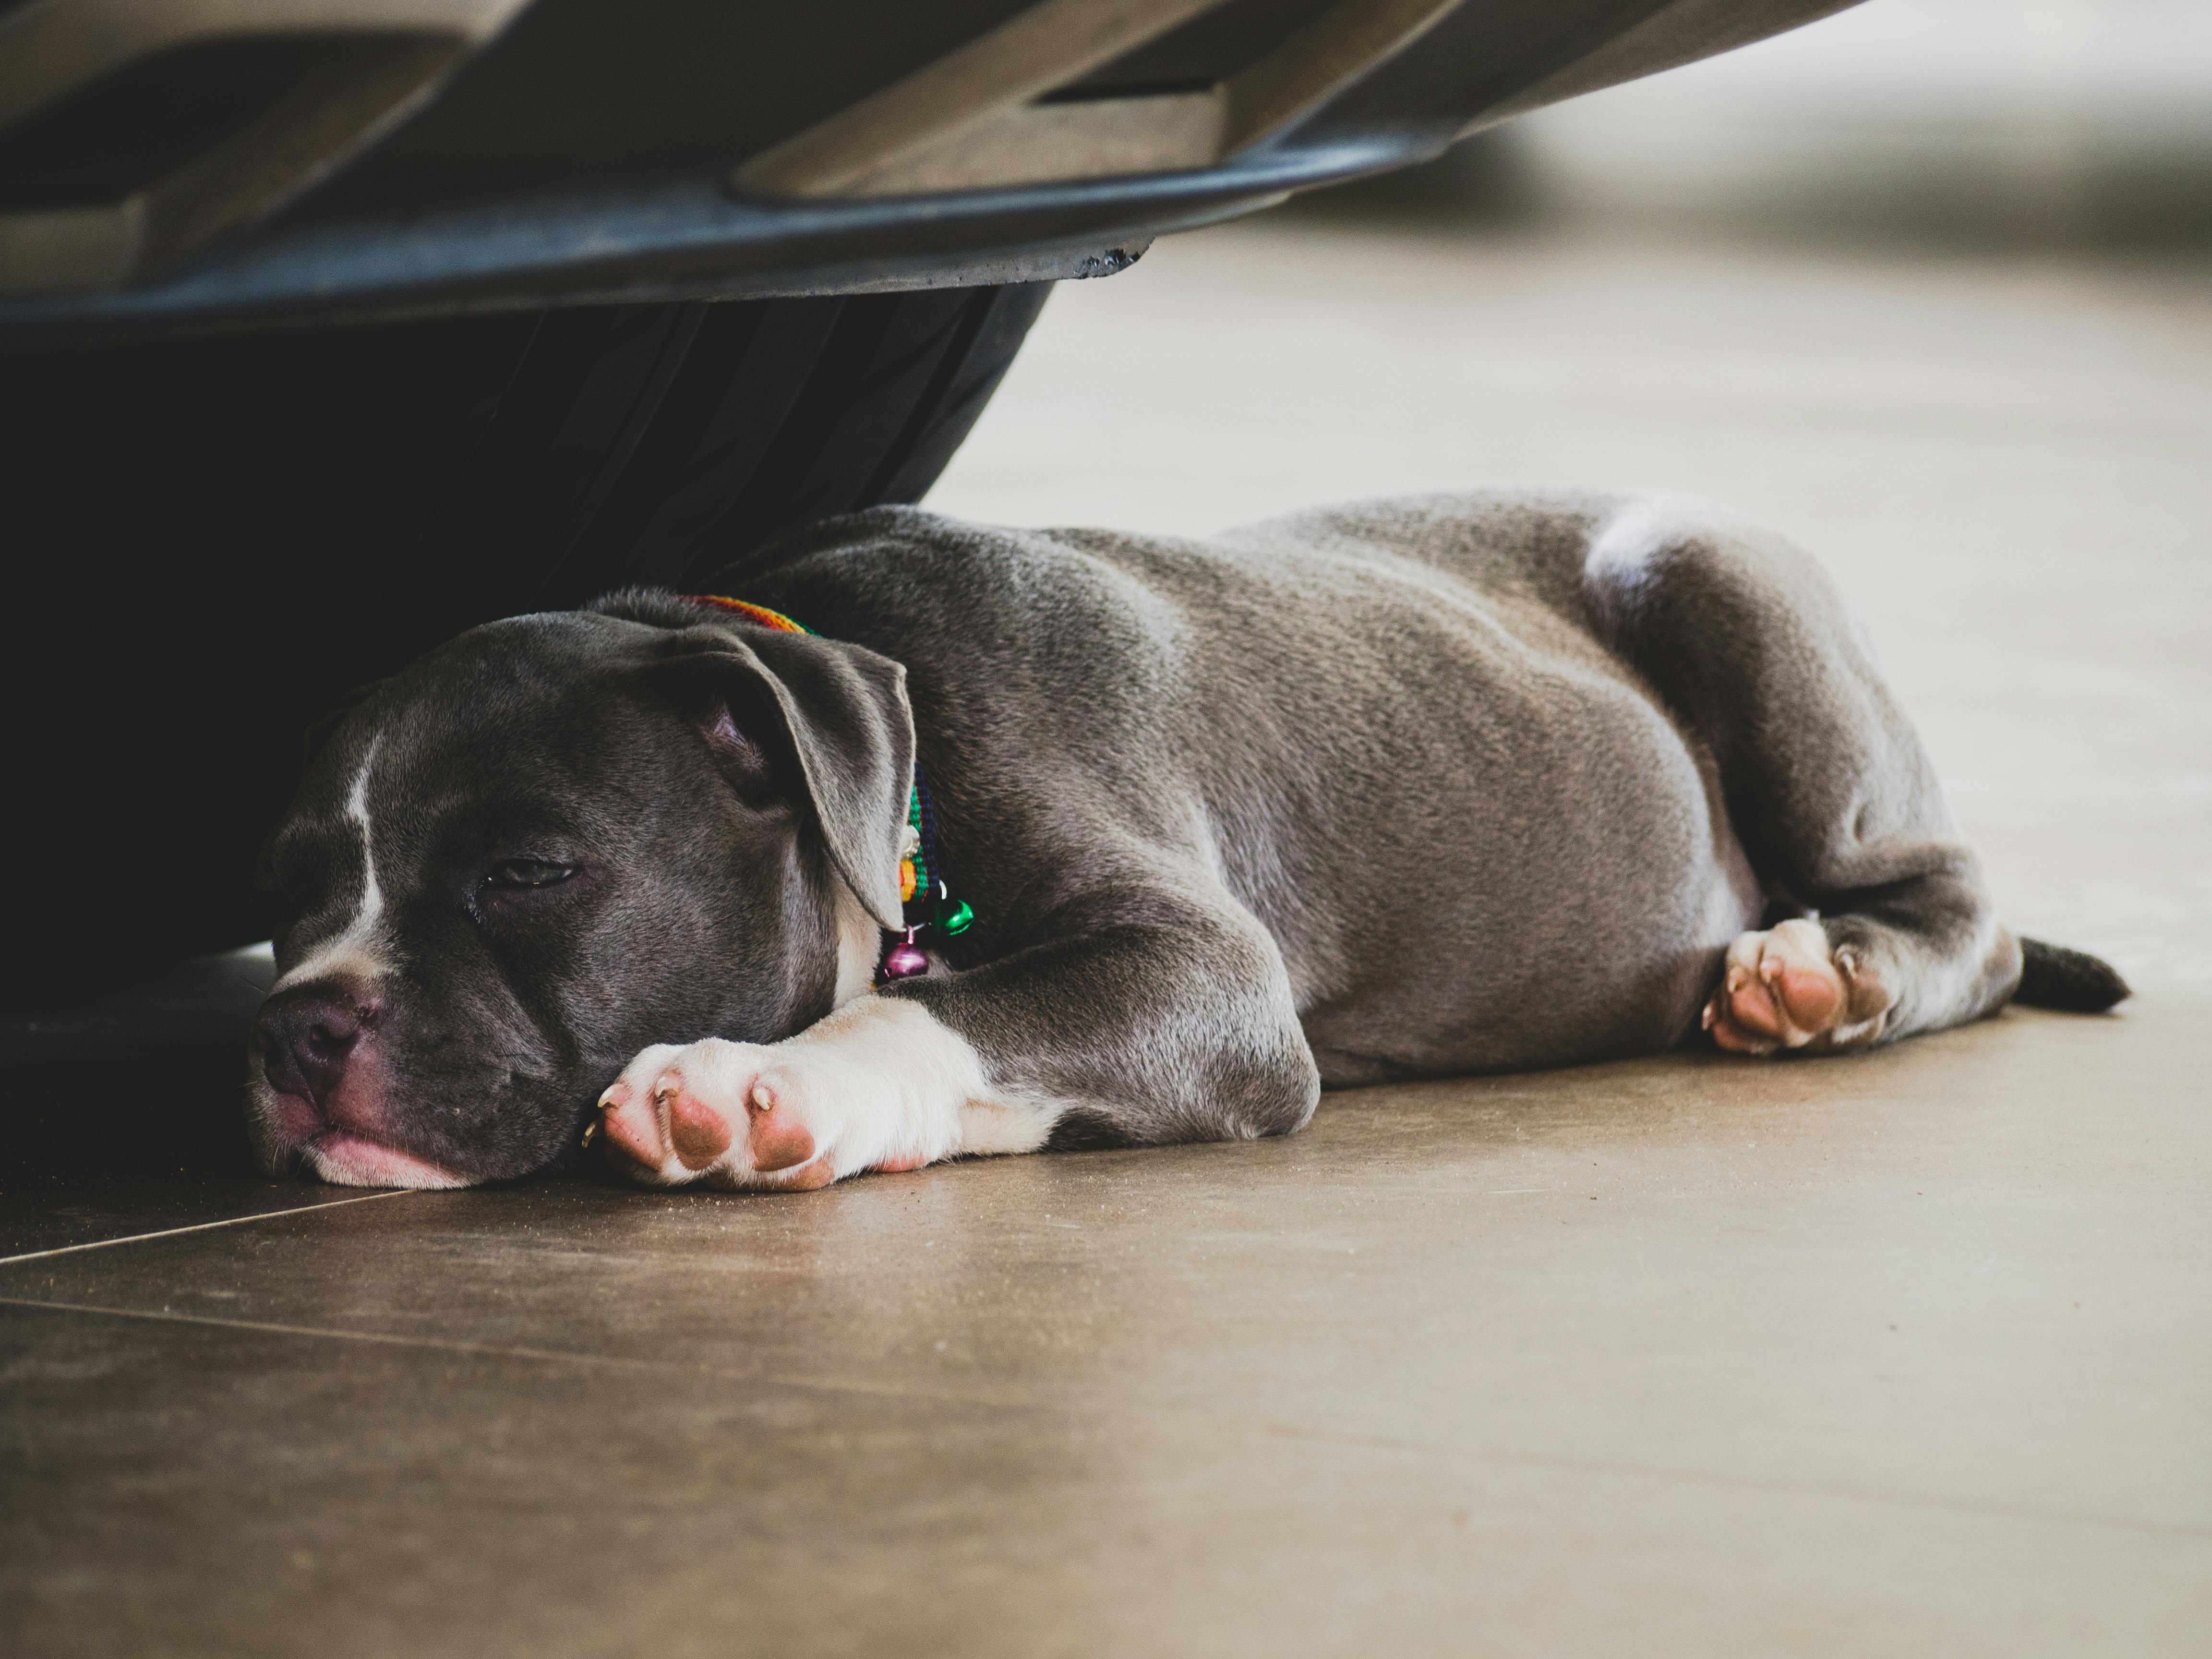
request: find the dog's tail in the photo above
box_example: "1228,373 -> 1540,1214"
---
2013,937 -> 2131,1012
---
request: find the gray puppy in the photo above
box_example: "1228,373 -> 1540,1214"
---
247,490 -> 2126,1191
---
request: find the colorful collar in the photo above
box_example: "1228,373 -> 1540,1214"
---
688,595 -> 971,984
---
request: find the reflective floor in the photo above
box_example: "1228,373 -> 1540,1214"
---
7,217 -> 2209,1656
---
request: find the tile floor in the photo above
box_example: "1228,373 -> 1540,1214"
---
6,215 -> 2209,1656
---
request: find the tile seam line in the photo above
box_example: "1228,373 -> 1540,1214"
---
2,1294 -> 2206,1547
0,1294 -> 742,1378
0,1296 -> 991,1406
0,1189 -> 414,1265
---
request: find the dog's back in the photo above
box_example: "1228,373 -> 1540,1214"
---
732,490 -> 1762,1079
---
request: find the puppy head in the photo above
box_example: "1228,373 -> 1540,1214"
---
245,596 -> 912,1188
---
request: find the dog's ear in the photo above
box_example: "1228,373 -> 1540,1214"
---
661,623 -> 914,931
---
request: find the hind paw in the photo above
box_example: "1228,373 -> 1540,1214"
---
1702,918 -> 1890,1056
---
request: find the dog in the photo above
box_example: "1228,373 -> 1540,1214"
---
247,490 -> 2127,1191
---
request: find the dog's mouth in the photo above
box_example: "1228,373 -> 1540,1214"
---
297,1125 -> 471,1190
251,1080 -> 472,1190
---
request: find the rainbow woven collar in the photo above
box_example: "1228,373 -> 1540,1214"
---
688,594 -> 972,983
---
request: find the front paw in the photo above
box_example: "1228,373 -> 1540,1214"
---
595,1038 -> 841,1191
1702,918 -> 1891,1056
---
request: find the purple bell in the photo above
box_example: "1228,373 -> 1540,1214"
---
882,929 -> 928,980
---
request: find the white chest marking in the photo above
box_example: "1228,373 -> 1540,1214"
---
830,875 -> 880,1010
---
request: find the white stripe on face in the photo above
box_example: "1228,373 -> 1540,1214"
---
276,736 -> 392,991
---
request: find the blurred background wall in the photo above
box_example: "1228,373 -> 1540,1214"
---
1332,0 -> 2212,246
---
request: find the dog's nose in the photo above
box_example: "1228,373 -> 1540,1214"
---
255,986 -> 376,1106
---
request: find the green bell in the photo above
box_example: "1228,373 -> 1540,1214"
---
936,897 -> 974,936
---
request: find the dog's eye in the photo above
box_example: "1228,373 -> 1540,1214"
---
483,858 -> 574,890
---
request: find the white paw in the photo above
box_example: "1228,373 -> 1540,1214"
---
591,1001 -> 985,1192
1701,917 -> 1890,1056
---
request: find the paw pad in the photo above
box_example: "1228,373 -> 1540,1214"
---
669,1090 -> 733,1170
1703,919 -> 1888,1057
744,1083 -> 816,1174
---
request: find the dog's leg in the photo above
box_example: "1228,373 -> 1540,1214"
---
597,898 -> 1319,1189
1585,499 -> 2021,1055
